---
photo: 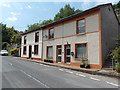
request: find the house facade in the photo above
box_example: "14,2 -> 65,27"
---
21,30 -> 43,60
21,3 -> 119,69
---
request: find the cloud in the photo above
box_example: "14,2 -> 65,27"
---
10,12 -> 21,15
27,5 -> 32,8
8,17 -> 17,21
10,12 -> 17,15
2,3 -> 11,8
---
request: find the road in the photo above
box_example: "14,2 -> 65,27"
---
2,56 -> 119,88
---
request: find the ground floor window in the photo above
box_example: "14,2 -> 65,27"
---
23,46 -> 26,55
34,45 -> 38,55
75,43 -> 87,59
47,46 -> 53,58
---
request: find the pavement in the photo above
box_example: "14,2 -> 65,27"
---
2,56 -> 119,88
19,57 -> 120,79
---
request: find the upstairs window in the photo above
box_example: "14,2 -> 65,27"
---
24,36 -> 26,44
49,28 -> 54,39
34,45 -> 38,55
77,19 -> 85,34
35,32 -> 39,42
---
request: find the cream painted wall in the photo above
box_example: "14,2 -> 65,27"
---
43,32 -> 100,65
21,30 -> 42,58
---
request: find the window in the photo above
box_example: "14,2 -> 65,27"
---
77,19 -> 85,34
75,43 -> 87,58
34,45 -> 38,55
49,28 -> 54,39
24,36 -> 26,44
35,32 -> 39,42
23,46 -> 26,55
47,46 -> 53,58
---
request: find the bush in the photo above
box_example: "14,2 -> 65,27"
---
44,58 -> 53,63
80,60 -> 90,69
114,63 -> 120,73
84,63 -> 90,69
10,48 -> 19,56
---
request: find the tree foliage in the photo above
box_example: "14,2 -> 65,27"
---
1,23 -> 21,50
54,4 -> 82,21
111,35 -> 120,62
113,1 -> 120,21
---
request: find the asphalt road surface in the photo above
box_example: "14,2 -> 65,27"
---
2,56 -> 119,88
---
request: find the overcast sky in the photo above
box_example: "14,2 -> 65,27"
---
0,0 -> 119,31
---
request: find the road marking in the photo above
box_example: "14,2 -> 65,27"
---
43,64 -> 50,67
90,77 -> 100,81
20,70 -> 50,88
106,82 -> 119,87
59,69 -> 64,71
9,63 -> 12,66
76,73 -> 86,77
65,70 -> 73,74
46,65 -> 50,67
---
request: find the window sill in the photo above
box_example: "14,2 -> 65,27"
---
76,32 -> 86,36
35,41 -> 39,43
74,58 -> 88,60
47,57 -> 53,59
48,38 -> 55,40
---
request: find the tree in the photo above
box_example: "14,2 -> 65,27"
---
54,4 -> 82,21
1,23 -> 21,50
113,1 -> 120,21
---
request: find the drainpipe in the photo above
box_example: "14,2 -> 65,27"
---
41,29 -> 43,61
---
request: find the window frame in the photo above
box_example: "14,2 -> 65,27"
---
46,46 -> 53,59
35,32 -> 39,42
76,19 -> 85,34
56,45 -> 62,63
34,45 -> 39,55
23,46 -> 27,55
24,36 -> 27,44
75,43 -> 88,60
48,28 -> 54,39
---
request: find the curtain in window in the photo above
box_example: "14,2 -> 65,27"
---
48,47 -> 53,57
76,44 -> 86,58
50,28 -> 54,39
78,20 -> 85,33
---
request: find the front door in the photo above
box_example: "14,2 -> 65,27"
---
64,45 -> 71,63
29,45 -> 32,58
56,45 -> 62,63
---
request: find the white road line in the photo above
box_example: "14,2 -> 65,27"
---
59,69 -> 64,71
9,63 -> 12,66
43,65 -> 47,66
76,73 -> 86,77
65,70 -> 73,74
90,77 -> 100,81
20,70 -> 50,88
46,65 -> 50,67
106,82 -> 119,87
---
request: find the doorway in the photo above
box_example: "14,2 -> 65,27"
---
64,45 -> 71,63
56,45 -> 62,63
29,45 -> 32,58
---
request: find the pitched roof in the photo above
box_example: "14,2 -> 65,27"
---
21,3 -> 113,35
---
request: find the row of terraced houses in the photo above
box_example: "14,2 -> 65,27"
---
21,3 -> 120,69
